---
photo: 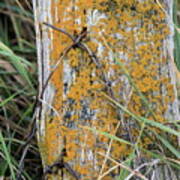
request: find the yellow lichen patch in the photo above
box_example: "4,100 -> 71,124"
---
40,0 -> 175,179
45,119 -> 63,165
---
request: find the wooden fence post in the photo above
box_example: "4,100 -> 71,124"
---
33,0 -> 179,179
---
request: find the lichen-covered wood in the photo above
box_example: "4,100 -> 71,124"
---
33,0 -> 179,179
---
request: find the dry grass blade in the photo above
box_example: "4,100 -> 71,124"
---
166,157 -> 180,165
125,159 -> 160,180
0,9 -> 34,24
97,152 -> 148,180
0,59 -> 26,86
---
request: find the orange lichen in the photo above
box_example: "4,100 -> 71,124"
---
40,0 -> 175,179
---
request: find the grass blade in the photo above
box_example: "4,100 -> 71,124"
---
102,92 -> 180,137
0,91 -> 20,107
0,131 -> 16,180
82,126 -> 133,146
155,133 -> 180,158
0,41 -> 34,90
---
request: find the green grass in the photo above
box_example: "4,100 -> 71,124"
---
174,0 -> 180,71
0,0 -> 41,179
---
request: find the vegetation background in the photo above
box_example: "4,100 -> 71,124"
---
0,0 -> 179,179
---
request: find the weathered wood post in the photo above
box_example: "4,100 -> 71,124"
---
33,0 -> 179,179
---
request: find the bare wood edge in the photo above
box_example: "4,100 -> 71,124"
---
165,0 -> 180,146
150,1 -> 180,179
32,0 -> 55,168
